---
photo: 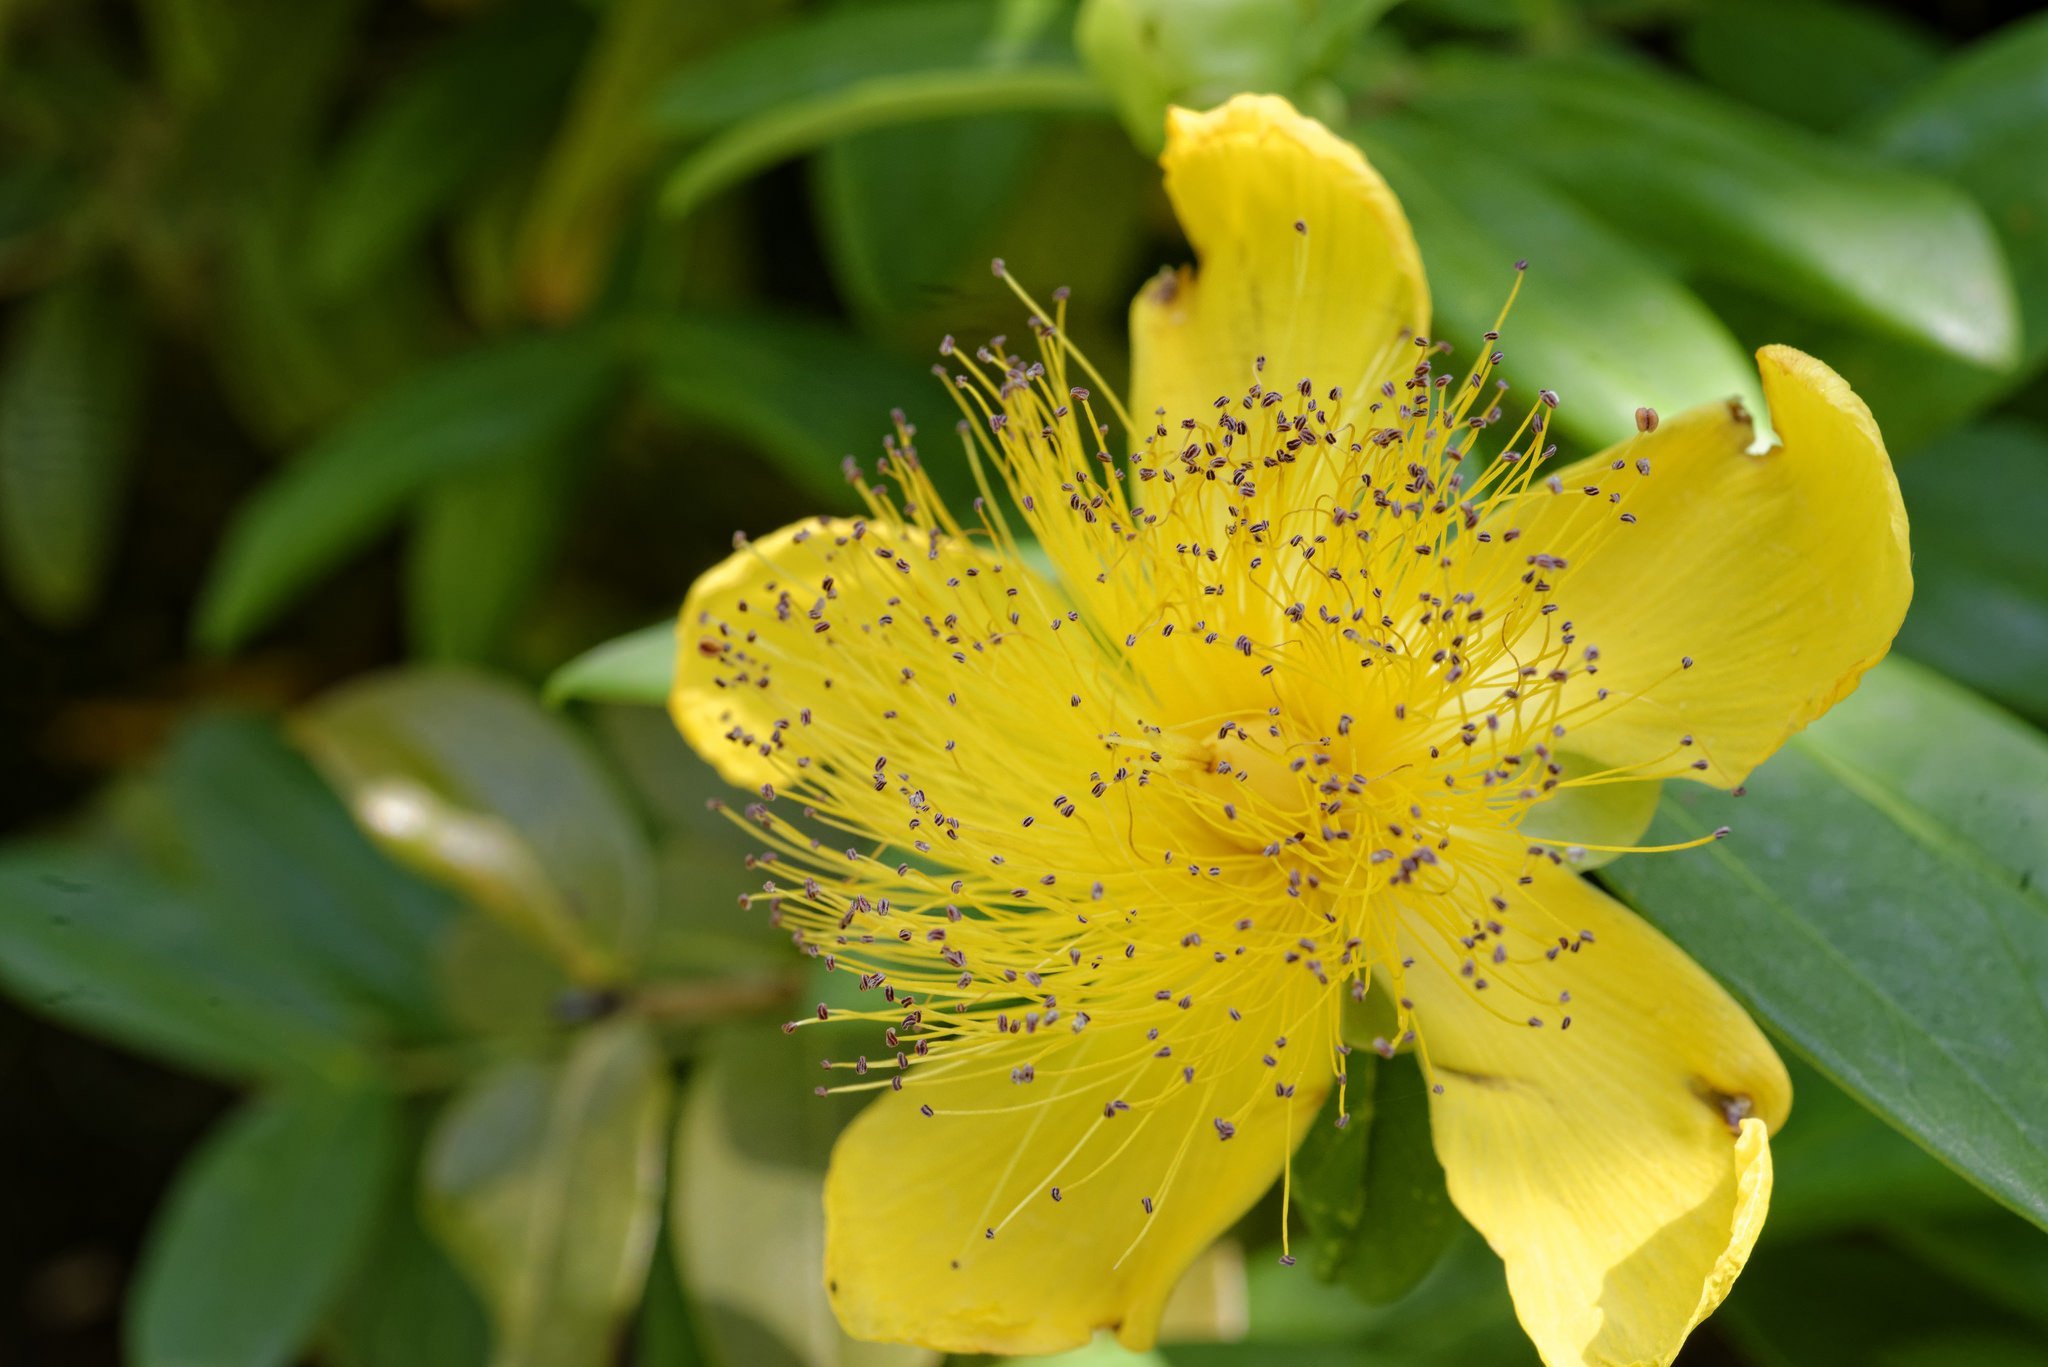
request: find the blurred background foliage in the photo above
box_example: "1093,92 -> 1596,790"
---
2,0 -> 2046,1364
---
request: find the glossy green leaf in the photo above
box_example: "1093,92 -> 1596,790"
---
306,0 -> 588,298
407,444 -> 573,665
649,0 -> 1050,139
1292,1052 -> 1461,1305
131,1081 -> 400,1367
671,1026 -> 934,1367
1891,419 -> 2048,722
423,1018 -> 671,1367
298,668 -> 656,979
634,312 -> 955,503
0,264 -> 146,625
325,1183 -> 491,1367
1359,118 -> 1761,451
196,330 -> 617,652
1599,658 -> 2048,1230
1681,0 -> 1939,133
0,841 -> 369,1082
114,711 -> 458,1038
1411,52 -> 2019,369
545,621 -> 674,708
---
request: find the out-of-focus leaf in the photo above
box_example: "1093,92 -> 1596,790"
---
168,0 -> 364,197
635,1227 -> 710,1367
135,0 -> 242,109
1411,52 -> 2020,369
1600,658 -> 2048,1231
407,444 -> 574,665
649,0 -> 1040,138
0,264 -> 146,625
131,1081 -> 399,1367
1888,1209 -> 2048,1333
298,668 -> 655,979
545,621 -> 674,707
423,1018 -> 671,1367
0,842 -> 369,1082
1719,1240 -> 2048,1367
1796,16 -> 2048,456
196,330 -> 617,651
1225,1232 -> 1535,1364
1077,0 -> 1390,153
672,1026 -> 935,1367
514,0 -> 736,320
635,311 -> 953,503
1358,119 -> 1760,451
1293,1052 -> 1461,1306
1681,0 -> 1939,132
114,712 -> 459,1038
1891,419 -> 2048,721
307,0 -> 591,298
815,116 -> 1043,325
326,1180 -> 491,1367
656,66 -> 1107,226
1768,1055 -> 1986,1242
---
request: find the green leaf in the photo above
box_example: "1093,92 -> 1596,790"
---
1680,0 -> 1939,133
1359,118 -> 1760,451
306,0 -> 590,298
1870,13 -> 2048,377
325,1182 -> 491,1367
131,1081 -> 400,1367
196,330 -> 617,652
545,621 -> 675,707
1599,658 -> 2048,1230
0,265 -> 147,625
1766,1054 -> 1987,1242
423,1018 -> 672,1367
1891,419 -> 2048,722
1292,1052 -> 1461,1305
407,444 -> 574,665
114,712 -> 459,1039
671,1026 -> 934,1367
1411,52 -> 2020,369
1719,1239 -> 2048,1367
635,1225 -> 711,1367
634,311 -> 955,503
656,66 -> 1107,225
814,116 -> 1043,325
1232,1233 -> 1535,1364
512,0 -> 735,321
297,668 -> 657,980
1887,1208 -> 2048,1333
648,0 -> 1048,139
0,841 -> 370,1082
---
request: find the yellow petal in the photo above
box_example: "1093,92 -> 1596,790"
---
669,515 -> 1064,790
824,1004 -> 1333,1355
1129,94 -> 1429,428
1484,345 -> 1911,786
1398,845 -> 1788,1367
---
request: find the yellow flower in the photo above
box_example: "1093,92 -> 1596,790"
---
669,95 -> 1911,1367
